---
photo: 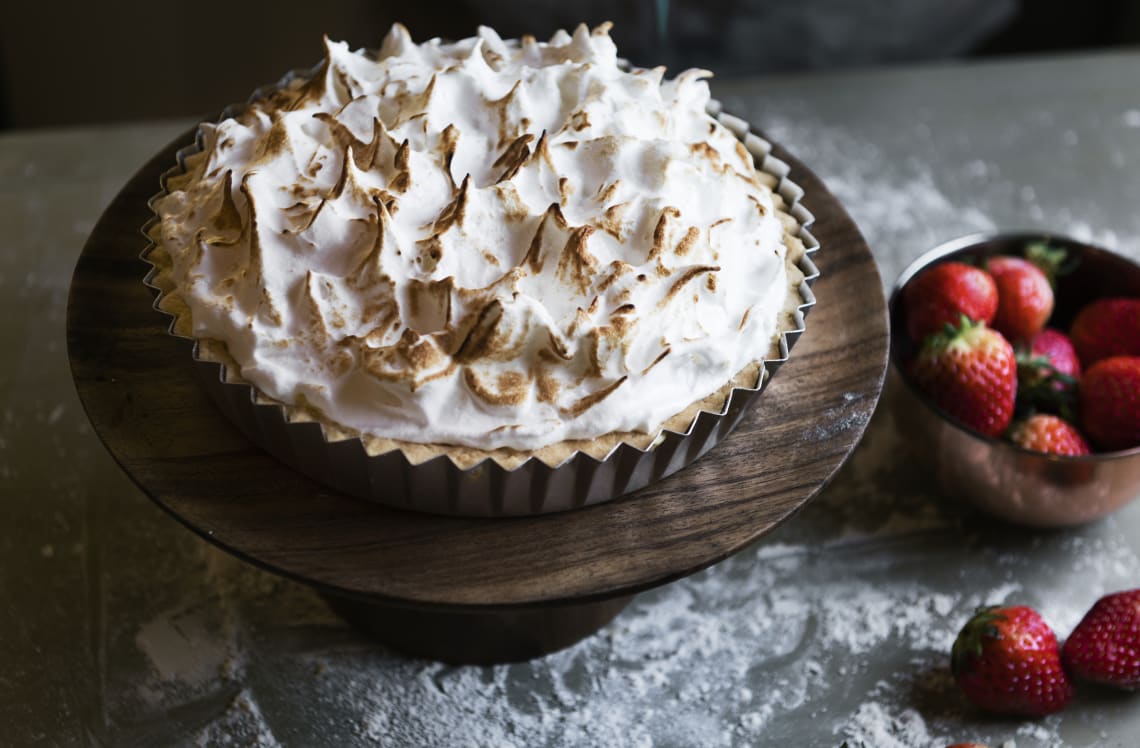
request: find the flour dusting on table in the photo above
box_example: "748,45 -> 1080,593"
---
95,401 -> 1140,747
69,105 -> 1140,747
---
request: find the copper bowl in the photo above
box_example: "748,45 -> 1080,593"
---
889,232 -> 1140,527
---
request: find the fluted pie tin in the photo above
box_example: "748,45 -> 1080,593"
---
141,68 -> 819,516
890,232 -> 1140,527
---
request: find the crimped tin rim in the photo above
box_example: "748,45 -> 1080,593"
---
140,59 -> 819,513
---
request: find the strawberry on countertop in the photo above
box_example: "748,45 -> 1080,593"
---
1062,589 -> 1140,689
910,317 -> 1017,438
902,261 -> 998,343
951,605 -> 1074,717
1070,297 -> 1140,368
1079,356 -> 1140,451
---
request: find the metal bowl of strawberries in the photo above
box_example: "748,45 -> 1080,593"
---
889,232 -> 1140,527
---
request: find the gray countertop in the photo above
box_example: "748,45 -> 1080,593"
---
4,50 -> 1140,747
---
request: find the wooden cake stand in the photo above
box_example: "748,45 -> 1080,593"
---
67,131 -> 888,664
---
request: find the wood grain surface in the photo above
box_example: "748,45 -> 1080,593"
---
67,129 -> 888,612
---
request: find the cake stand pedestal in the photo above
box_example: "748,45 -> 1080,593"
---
67,131 -> 888,664
322,594 -> 632,664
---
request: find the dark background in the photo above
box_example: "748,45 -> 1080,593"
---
3,0 -> 1139,130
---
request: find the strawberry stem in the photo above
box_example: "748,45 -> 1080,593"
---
951,606 -> 1007,677
1025,241 -> 1070,287
926,314 -> 985,353
1014,351 -> 1078,420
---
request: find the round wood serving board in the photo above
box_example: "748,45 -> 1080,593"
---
67,128 -> 887,654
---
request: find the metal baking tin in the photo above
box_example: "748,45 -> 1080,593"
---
141,67 -> 820,516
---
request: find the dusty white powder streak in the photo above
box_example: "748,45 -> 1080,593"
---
112,113 -> 1140,747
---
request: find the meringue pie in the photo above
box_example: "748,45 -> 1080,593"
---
151,22 -> 805,468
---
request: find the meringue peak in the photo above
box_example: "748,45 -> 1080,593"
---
156,23 -> 790,451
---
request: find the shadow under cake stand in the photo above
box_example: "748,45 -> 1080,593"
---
67,133 -> 888,665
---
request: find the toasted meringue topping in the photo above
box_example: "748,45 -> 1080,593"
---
155,23 -> 790,451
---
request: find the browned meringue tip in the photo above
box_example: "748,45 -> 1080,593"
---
141,61 -> 819,516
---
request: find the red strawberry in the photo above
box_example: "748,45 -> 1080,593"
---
1009,414 -> 1090,456
987,255 -> 1054,343
1070,297 -> 1140,367
1062,589 -> 1140,689
1015,329 -> 1082,416
1079,356 -> 1140,451
1028,328 -> 1082,382
910,318 -> 1017,438
951,605 -> 1074,717
903,261 -> 998,343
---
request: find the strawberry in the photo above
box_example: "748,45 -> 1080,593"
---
1028,328 -> 1082,383
1015,329 -> 1082,417
987,255 -> 1054,343
1069,297 -> 1140,368
1062,589 -> 1140,689
951,605 -> 1074,717
909,318 -> 1017,438
1009,414 -> 1090,456
1079,356 -> 1140,451
903,261 -> 998,343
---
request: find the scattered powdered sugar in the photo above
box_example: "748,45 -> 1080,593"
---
843,703 -> 943,748
68,100 -> 1140,747
750,114 -> 998,284
95,402 -> 1140,746
721,100 -> 1140,296
843,702 -> 1021,748
1060,218 -> 1140,262
134,605 -> 235,689
191,690 -> 283,748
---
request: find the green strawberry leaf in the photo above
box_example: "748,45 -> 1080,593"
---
952,606 -> 1008,677
1014,351 -> 1078,420
1025,241 -> 1075,287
